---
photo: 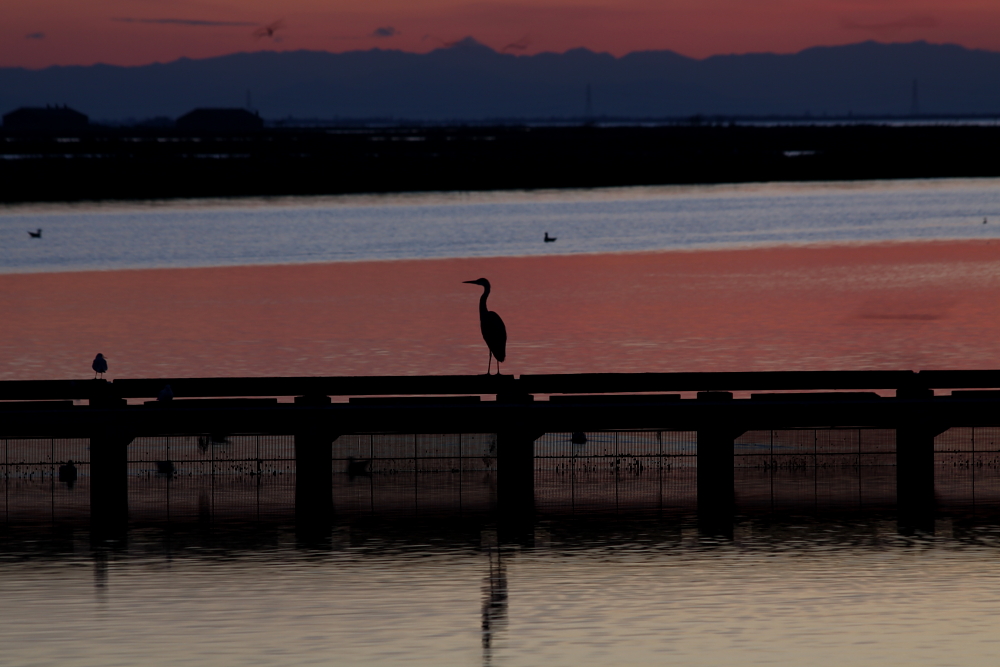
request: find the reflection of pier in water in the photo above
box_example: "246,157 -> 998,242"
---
4,371 -> 1000,531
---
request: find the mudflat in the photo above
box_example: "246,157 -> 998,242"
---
2,239 -> 1000,381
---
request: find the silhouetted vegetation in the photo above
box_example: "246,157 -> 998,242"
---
2,123 -> 1000,202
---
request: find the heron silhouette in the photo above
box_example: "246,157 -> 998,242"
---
544,232 -> 556,242
463,278 -> 507,375
92,353 -> 108,379
27,229 -> 41,238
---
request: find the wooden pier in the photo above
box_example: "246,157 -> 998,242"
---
2,370 -> 999,530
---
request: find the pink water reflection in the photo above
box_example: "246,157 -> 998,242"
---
3,240 -> 1000,381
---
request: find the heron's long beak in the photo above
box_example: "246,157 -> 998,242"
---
462,280 -> 477,284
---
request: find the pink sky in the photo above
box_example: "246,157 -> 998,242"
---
5,0 -> 1000,69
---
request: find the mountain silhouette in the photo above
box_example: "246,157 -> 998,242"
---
2,40 -> 1000,122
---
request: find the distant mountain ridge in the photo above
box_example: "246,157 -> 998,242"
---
2,39 -> 1000,122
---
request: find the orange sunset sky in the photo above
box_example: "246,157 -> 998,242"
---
5,0 -> 1000,69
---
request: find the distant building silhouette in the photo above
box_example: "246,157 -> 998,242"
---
3,105 -> 88,131
176,108 -> 263,132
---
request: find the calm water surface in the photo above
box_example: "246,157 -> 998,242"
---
2,516 -> 1000,666
5,179 -> 1000,664
2,178 -> 1000,273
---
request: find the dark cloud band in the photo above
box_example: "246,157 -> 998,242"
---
113,18 -> 257,27
841,16 -> 938,30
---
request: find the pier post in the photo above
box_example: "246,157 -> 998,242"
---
294,395 -> 335,526
896,423 -> 946,531
497,431 -> 541,521
495,386 -> 537,526
89,387 -> 131,536
90,432 -> 132,535
696,392 -> 742,532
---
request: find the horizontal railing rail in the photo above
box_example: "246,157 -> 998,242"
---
4,369 -> 1000,402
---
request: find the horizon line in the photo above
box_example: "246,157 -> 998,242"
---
2,37 -> 986,72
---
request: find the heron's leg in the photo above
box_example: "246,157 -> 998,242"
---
486,351 -> 494,375
496,361 -> 502,376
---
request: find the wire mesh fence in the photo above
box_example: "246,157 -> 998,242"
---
332,433 -> 497,473
534,431 -> 696,515
1,428 -> 999,525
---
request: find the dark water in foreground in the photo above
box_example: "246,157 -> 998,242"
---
4,509 -> 1000,666
4,449 -> 1000,666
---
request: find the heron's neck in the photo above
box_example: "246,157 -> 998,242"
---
479,285 -> 490,315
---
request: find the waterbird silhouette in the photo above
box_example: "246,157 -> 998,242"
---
463,278 -> 507,375
544,232 -> 556,242
253,19 -> 283,38
985,218 -> 988,224
92,353 -> 108,379
58,460 -> 77,488
346,456 -> 372,477
27,229 -> 41,238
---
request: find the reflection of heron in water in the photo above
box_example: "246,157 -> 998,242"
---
481,544 -> 508,664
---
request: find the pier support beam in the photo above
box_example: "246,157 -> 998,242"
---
294,432 -> 336,525
697,428 -> 742,511
896,423 -> 947,531
294,395 -> 335,527
696,393 -> 743,532
497,431 -> 542,522
90,432 -> 132,535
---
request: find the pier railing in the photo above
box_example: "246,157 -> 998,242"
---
5,369 -> 1000,402
3,370 -> 1000,531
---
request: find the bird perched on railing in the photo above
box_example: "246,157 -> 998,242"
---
92,353 -> 108,379
463,278 -> 507,375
